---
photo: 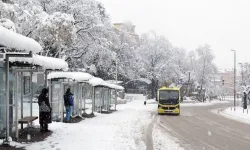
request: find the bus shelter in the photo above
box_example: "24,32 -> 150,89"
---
0,25 -> 68,144
88,77 -> 124,113
47,72 -> 92,122
10,55 -> 68,141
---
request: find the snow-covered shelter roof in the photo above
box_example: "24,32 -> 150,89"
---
88,77 -> 104,86
9,54 -> 68,70
47,72 -> 93,82
89,77 -> 124,90
0,25 -> 42,53
103,82 -> 124,90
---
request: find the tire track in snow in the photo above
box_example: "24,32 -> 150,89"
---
144,113 -> 156,150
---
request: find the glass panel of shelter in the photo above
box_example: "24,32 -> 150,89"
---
110,89 -> 116,111
94,87 -> 103,113
102,88 -> 109,111
50,79 -> 74,122
12,71 -> 39,140
83,83 -> 93,114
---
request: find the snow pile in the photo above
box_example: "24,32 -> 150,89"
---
0,139 -> 25,148
125,94 -> 147,100
48,72 -> 93,81
0,25 -> 42,53
220,106 -> 250,124
10,54 -> 68,70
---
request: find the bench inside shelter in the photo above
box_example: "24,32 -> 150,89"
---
18,116 -> 38,132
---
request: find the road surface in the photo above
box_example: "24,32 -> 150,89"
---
154,101 -> 250,150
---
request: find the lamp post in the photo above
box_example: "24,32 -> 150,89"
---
231,50 -> 236,111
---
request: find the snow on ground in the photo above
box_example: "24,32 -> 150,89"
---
219,106 -> 250,124
181,100 -> 229,107
153,123 -> 184,150
6,97 -> 184,150
125,94 -> 147,101
19,99 -> 179,150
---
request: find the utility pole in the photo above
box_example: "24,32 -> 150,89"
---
115,56 -> 118,111
239,63 -> 244,85
188,72 -> 190,96
231,50 -> 236,111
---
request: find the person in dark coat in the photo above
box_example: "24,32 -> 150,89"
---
64,88 -> 74,123
38,88 -> 52,132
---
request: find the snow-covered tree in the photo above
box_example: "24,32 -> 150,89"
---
138,31 -> 172,97
195,44 -> 216,97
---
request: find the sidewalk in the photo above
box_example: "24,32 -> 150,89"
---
219,106 -> 250,124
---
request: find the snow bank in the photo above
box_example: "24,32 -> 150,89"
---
0,25 -> 42,53
10,54 -> 68,70
48,72 -> 92,81
219,106 -> 250,124
181,100 -> 229,107
125,94 -> 147,100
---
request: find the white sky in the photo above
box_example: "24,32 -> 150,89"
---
99,0 -> 250,70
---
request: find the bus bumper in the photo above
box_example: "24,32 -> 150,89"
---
158,108 -> 180,115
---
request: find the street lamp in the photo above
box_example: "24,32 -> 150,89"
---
231,50 -> 236,111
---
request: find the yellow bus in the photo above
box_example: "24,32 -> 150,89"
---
157,86 -> 180,115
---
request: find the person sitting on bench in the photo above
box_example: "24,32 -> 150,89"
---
38,88 -> 52,132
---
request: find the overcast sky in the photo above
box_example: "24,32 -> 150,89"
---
99,0 -> 250,70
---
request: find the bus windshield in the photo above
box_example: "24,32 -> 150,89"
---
159,90 -> 179,105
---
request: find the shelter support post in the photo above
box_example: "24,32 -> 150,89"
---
3,52 -> 32,146
115,90 -> 117,111
14,72 -> 19,141
30,72 -> 33,117
20,72 -> 23,129
91,87 -> 95,114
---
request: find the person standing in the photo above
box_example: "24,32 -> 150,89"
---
64,88 -> 74,123
38,88 -> 52,132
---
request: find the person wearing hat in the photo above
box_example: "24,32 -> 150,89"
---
64,88 -> 74,122
38,88 -> 52,132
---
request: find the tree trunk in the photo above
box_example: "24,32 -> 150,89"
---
150,79 -> 159,99
151,79 -> 155,99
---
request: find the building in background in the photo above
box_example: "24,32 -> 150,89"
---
218,69 -> 241,96
113,22 -> 140,44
